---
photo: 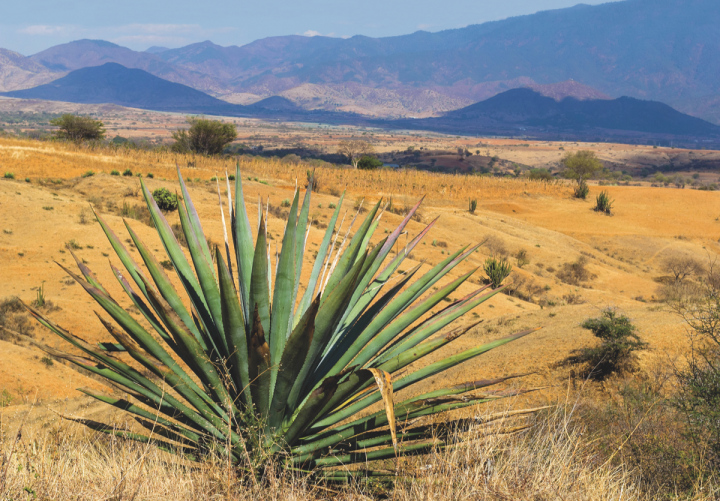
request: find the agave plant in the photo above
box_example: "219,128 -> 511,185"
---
23,165 -> 536,479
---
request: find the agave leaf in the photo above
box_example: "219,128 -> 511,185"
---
124,219 -> 208,351
372,285 -> 493,366
322,199 -> 382,298
248,305 -> 272,417
294,191 -> 345,326
79,390 -> 203,444
232,163 -> 254,321
176,166 -> 214,275
216,247 -> 251,405
139,181 -> 212,350
177,198 -> 227,358
286,249 -> 368,412
282,374 -> 342,446
268,295 -> 319,432
268,190 -> 299,398
250,215 -> 271,336
310,328 -> 538,432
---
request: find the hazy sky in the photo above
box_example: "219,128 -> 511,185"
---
2,0 -> 614,56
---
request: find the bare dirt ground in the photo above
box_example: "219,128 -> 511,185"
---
1,135 -> 719,425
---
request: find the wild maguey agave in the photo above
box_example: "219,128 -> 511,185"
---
23,165 -> 536,480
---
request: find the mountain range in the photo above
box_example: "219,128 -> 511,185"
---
3,63 -> 717,141
1,0 -> 720,124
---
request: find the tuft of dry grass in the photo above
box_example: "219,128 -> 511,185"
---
3,403 -> 710,500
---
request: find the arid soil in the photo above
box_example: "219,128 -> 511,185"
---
1,137 -> 718,422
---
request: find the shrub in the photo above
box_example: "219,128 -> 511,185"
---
515,249 -> 530,268
171,116 -> 237,155
152,188 -> 179,212
485,257 -> 512,288
146,173 -> 154,179
50,114 -> 105,142
571,308 -> 647,380
110,170 -> 120,176
556,256 -> 593,285
469,199 -> 477,214
594,190 -> 613,214
573,181 -> 590,199
662,254 -> 703,282
40,356 -> 54,367
3,172 -> 14,179
81,170 -> 95,178
357,155 -> 384,170
280,199 -> 291,207
24,177 -> 30,183
528,168 -> 554,181
65,239 -> 82,250
122,169 -> 133,177
25,168 -> 537,479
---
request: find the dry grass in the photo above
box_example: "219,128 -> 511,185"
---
1,404 -> 690,500
0,137 -> 568,206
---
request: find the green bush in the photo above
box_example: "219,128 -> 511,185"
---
3,172 -> 14,179
152,188 -> 179,212
573,181 -> 590,199
146,173 -> 154,179
110,170 -> 120,176
24,177 -> 30,183
469,199 -> 477,214
81,170 -> 95,178
594,190 -> 613,214
357,155 -> 384,170
122,169 -> 133,177
280,199 -> 291,207
572,308 -> 647,380
484,257 -> 512,288
528,168 -> 554,181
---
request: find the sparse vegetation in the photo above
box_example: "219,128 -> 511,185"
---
3,172 -> 15,179
469,198 -> 477,214
122,168 -> 133,177
110,169 -> 120,176
338,140 -> 375,168
570,308 -> 647,380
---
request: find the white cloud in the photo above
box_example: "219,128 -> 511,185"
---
417,23 -> 433,30
303,30 -> 322,37
19,25 -> 72,36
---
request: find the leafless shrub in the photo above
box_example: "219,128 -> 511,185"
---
662,253 -> 704,282
557,256 -> 595,285
483,235 -> 508,258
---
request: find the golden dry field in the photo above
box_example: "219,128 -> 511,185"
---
1,135 -> 720,498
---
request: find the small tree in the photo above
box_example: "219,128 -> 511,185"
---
572,308 -> 647,380
662,254 -> 704,282
50,114 -> 105,142
171,117 -> 237,155
563,150 -> 603,199
357,155 -> 383,170
338,140 -> 374,168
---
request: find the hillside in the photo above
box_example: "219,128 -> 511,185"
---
0,48 -> 60,92
428,88 -> 720,136
1,63 -> 242,114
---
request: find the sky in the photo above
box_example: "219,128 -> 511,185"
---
2,0 -> 613,56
